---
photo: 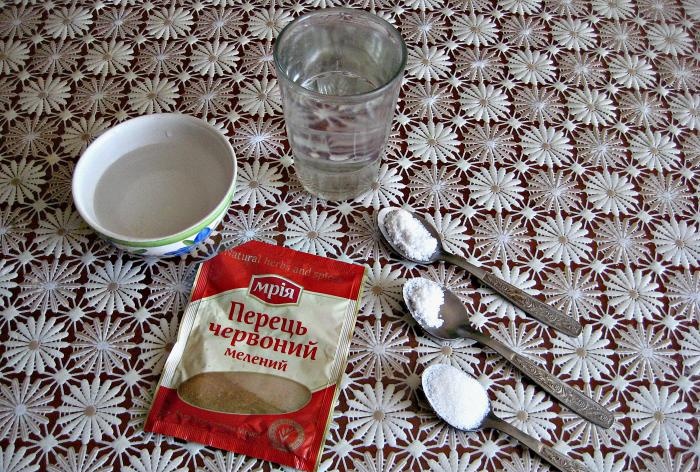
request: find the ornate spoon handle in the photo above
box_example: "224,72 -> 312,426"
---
484,415 -> 590,472
443,253 -> 582,337
470,332 -> 615,429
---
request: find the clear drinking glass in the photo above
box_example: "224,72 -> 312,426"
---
273,8 -> 407,201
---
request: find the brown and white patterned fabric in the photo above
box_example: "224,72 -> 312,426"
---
0,0 -> 699,470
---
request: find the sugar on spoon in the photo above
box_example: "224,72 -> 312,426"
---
404,278 -> 614,429
422,364 -> 590,472
378,207 -> 582,337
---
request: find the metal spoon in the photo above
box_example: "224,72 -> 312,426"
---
422,364 -> 590,472
404,280 -> 614,429
378,207 -> 582,337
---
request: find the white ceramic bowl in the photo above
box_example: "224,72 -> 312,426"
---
72,113 -> 237,257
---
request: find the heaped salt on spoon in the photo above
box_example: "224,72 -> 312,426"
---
403,277 -> 444,328
422,364 -> 590,472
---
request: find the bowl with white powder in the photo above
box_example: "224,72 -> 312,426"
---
72,114 -> 237,257
421,364 -> 490,431
377,207 -> 439,262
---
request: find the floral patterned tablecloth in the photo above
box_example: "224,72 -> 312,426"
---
0,0 -> 699,471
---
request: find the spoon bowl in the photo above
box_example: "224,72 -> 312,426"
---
421,364 -> 590,472
403,278 -> 472,340
421,364 -> 489,431
377,207 -> 442,263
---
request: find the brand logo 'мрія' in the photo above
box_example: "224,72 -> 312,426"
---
249,275 -> 303,305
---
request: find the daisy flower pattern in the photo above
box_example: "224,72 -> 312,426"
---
452,14 -> 499,47
513,87 -> 565,124
236,78 -> 281,117
355,164 -> 405,210
283,209 -> 343,257
628,385 -> 693,449
608,54 -> 656,90
551,325 -> 615,382
567,89 -> 616,126
345,382 -> 414,449
127,77 -> 179,114
0,158 -> 45,206
534,215 -> 592,264
0,378 -> 52,442
584,171 -> 638,216
348,320 -> 410,380
83,40 -> 134,76
473,213 -> 529,263
406,121 -> 460,164
44,6 -> 92,39
72,317 -> 133,375
231,118 -> 284,160
520,125 -> 573,168
406,45 -> 453,81
247,8 -> 292,41
234,160 -> 283,208
595,217 -> 649,265
18,260 -> 79,315
146,6 -> 193,40
33,208 -> 90,257
633,136 -> 681,181
527,170 -> 578,212
0,0 -> 698,469
606,268 -> 664,321
189,40 -> 239,77
0,39 -> 29,74
551,18 -> 597,51
619,91 -> 664,128
508,50 -> 556,85
459,84 -> 511,122
468,166 -> 524,212
617,324 -> 676,381
19,77 -> 71,115
415,335 -> 481,374
84,259 -> 146,315
463,124 -> 516,164
543,267 -> 601,319
403,82 -> 455,121
652,220 -> 700,269
4,314 -> 68,375
57,379 -> 126,444
492,383 -> 557,441
667,271 -> 700,319
408,167 -> 464,208
218,208 -> 278,248
668,92 -> 700,130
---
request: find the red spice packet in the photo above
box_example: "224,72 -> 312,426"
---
145,241 -> 365,471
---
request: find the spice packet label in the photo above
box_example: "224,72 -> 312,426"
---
145,241 -> 365,472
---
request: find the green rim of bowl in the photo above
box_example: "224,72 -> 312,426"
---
104,188 -> 234,248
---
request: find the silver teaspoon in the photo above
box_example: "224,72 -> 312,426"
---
404,279 -> 614,429
422,364 -> 590,472
378,207 -> 582,337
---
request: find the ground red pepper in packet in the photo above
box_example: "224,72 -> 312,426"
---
145,241 -> 365,471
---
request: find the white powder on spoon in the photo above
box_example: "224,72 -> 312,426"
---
384,208 -> 438,261
422,364 -> 490,431
404,277 -> 445,328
